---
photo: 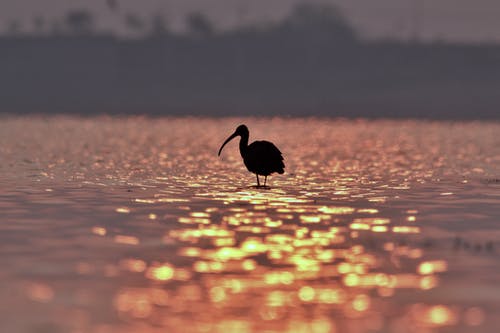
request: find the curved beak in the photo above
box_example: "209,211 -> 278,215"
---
218,132 -> 238,156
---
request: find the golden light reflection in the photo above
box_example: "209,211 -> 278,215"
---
209,286 -> 227,303
372,225 -> 388,232
298,286 -> 315,302
352,294 -> 370,312
114,235 -> 140,245
91,226 -> 107,236
357,208 -> 379,214
420,275 -> 439,290
392,226 -> 420,233
427,305 -> 455,326
115,207 -> 131,214
343,273 -> 360,287
418,260 -> 448,275
145,263 -> 174,281
113,167 -> 456,332
318,206 -> 355,214
6,116 -> 495,333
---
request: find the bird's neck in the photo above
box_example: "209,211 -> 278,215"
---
239,134 -> 249,157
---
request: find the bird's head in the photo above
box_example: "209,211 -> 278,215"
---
218,124 -> 248,156
235,124 -> 249,136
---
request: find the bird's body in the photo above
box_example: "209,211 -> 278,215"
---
218,125 -> 284,187
242,141 -> 284,176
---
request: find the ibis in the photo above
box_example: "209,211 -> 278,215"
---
218,124 -> 285,187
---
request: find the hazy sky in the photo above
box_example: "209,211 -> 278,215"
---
2,0 -> 500,42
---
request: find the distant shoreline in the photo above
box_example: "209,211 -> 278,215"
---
2,5 -> 499,119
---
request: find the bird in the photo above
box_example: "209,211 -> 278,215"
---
218,124 -> 285,187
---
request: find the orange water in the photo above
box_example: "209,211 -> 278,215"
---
0,116 -> 499,333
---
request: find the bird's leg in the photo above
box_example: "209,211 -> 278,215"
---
256,174 -> 260,187
264,176 -> 267,186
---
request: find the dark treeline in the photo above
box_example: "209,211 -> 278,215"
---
1,3 -> 500,119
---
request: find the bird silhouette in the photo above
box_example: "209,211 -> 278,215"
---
218,124 -> 285,187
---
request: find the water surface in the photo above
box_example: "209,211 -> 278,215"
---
0,117 -> 499,333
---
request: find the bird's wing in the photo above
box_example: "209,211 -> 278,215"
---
249,141 -> 284,160
246,140 -> 285,174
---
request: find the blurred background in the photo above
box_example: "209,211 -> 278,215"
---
1,0 -> 500,118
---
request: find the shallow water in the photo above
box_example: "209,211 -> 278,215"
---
0,116 -> 499,333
